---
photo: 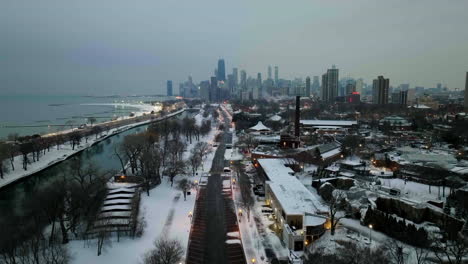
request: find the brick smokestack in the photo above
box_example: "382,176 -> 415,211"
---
295,96 -> 300,137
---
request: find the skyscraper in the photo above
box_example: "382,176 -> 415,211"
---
233,68 -> 239,87
373,76 -> 390,104
355,79 -> 364,94
321,66 -> 339,102
274,66 -> 279,86
210,76 -> 218,102
217,59 -> 226,81
200,80 -> 210,101
312,76 -> 320,94
321,74 -> 328,101
166,80 -> 173,96
465,72 -> 468,109
268,66 -> 272,80
257,72 -> 262,98
305,76 -> 311,97
240,70 -> 247,91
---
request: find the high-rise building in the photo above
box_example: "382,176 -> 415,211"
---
321,74 -> 328,101
305,76 -> 311,97
268,66 -> 272,80
355,79 -> 364,94
465,72 -> 468,109
240,70 -> 247,91
233,68 -> 239,87
217,59 -> 226,81
391,91 -> 408,105
321,66 -> 339,102
274,66 -> 279,86
166,80 -> 173,96
373,76 -> 390,104
257,72 -> 262,98
210,76 -> 218,102
346,83 -> 356,95
200,80 -> 210,101
312,76 -> 320,94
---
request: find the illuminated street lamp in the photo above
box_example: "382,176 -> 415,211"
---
251,258 -> 256,263
369,224 -> 373,243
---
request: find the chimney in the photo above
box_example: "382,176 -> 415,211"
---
295,96 -> 300,137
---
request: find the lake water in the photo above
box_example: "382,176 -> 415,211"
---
0,94 -> 170,139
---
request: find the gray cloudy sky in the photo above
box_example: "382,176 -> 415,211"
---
1,0 -> 468,96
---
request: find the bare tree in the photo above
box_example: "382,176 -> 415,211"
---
142,238 -> 184,264
177,178 -> 194,201
166,160 -> 186,187
431,232 -> 468,264
88,117 -> 97,126
329,190 -> 346,236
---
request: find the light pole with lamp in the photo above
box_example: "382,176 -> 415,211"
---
368,224 -> 373,244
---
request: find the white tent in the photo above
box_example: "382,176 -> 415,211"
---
248,121 -> 271,132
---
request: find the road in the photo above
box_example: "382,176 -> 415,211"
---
187,105 -> 245,264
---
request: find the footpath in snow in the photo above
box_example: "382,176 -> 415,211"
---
0,109 -> 185,190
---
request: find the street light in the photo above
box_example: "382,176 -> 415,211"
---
251,258 -> 256,263
369,224 -> 373,244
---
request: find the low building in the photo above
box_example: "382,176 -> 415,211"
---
259,159 -> 329,251
300,120 -> 358,130
379,115 -> 412,130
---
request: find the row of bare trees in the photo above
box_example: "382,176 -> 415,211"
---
0,157 -> 109,263
0,126 -> 110,178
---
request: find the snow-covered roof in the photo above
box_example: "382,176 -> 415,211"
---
268,177 -> 320,215
304,214 -> 327,226
408,104 -> 431,109
249,121 -> 271,131
262,159 -> 323,216
269,115 -> 282,121
300,120 -> 357,127
321,148 -> 341,159
258,159 -> 294,182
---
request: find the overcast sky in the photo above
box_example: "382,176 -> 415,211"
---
1,0 -> 468,96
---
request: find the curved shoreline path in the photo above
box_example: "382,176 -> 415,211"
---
0,108 -> 186,191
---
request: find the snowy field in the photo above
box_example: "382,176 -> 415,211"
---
380,177 -> 448,202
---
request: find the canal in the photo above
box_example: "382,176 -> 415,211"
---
0,110 -> 191,218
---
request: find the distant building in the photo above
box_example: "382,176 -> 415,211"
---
355,79 -> 364,94
166,80 -> 173,96
240,70 -> 247,91
210,76 -> 218,102
268,65 -> 272,80
346,82 -> 356,95
257,72 -> 262,98
217,59 -> 226,81
312,76 -> 320,94
274,66 -> 279,86
373,76 -> 389,104
391,90 -> 408,105
305,76 -> 311,97
346,92 -> 361,104
200,80 -> 210,101
232,68 -> 239,88
321,66 -> 339,102
379,116 -> 412,130
465,72 -> 468,109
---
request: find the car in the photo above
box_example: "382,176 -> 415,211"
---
223,167 -> 231,173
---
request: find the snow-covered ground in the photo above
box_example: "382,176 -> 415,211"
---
380,177 -> 448,202
0,109 -> 185,190
67,111 -> 218,264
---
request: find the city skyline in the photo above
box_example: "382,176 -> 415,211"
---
2,0 -> 468,96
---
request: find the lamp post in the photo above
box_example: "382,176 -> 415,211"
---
369,224 -> 373,244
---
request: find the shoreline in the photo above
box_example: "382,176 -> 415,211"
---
0,108 -> 186,191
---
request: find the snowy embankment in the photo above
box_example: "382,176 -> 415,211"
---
0,108 -> 185,190
68,110 -> 218,264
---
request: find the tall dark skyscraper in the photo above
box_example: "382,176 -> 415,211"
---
232,68 -> 239,87
257,72 -> 262,98
240,70 -> 247,91
305,76 -> 311,97
373,75 -> 390,104
210,76 -> 218,102
166,80 -> 173,96
274,66 -> 279,85
217,59 -> 226,81
465,72 -> 468,109
268,66 -> 272,79
321,66 -> 339,102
